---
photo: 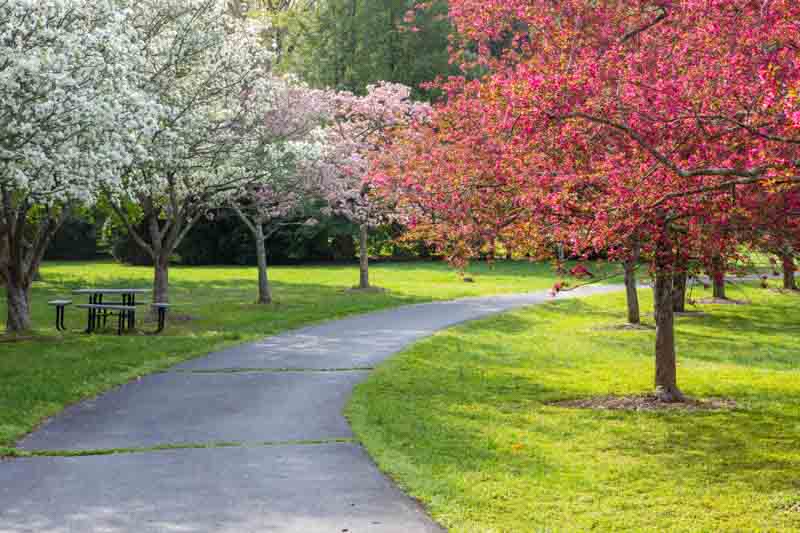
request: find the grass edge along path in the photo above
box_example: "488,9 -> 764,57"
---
348,283 -> 800,532
0,260 -> 572,450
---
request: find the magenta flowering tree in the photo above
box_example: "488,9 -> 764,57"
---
379,0 -> 800,401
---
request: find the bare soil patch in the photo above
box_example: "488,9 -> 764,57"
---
0,335 -> 44,344
674,310 -> 710,317
552,394 -> 737,412
693,297 -> 750,305
142,313 -> 197,323
592,323 -> 655,332
345,286 -> 387,294
769,288 -> 800,295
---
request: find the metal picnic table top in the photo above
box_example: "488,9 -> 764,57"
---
72,288 -> 151,295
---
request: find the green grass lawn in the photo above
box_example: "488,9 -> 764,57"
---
0,259 -> 562,450
348,283 -> 800,532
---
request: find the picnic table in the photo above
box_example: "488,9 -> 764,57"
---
48,288 -> 172,335
72,288 -> 151,335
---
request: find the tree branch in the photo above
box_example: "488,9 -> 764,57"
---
621,6 -> 668,43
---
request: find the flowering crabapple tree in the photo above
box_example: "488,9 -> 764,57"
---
313,82 -> 431,289
391,0 -> 800,401
742,188 -> 800,290
0,0 -> 151,333
229,77 -> 333,304
103,0 -> 281,307
231,184 -> 306,304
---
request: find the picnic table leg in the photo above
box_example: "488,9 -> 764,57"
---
100,294 -> 109,328
127,294 -> 136,330
58,306 -> 66,331
155,307 -> 167,334
85,294 -> 95,333
55,306 -> 63,332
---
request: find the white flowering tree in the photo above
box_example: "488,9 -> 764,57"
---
229,78 -> 332,304
0,0 -> 149,333
104,0 -> 281,306
313,83 -> 431,289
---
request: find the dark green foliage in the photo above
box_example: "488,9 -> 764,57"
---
94,209 -> 430,266
369,222 -> 433,259
102,210 -> 363,266
45,216 -> 100,261
275,0 -> 455,98
176,214 -> 253,266
101,218 -> 152,266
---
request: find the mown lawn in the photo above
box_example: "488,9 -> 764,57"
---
348,283 -> 800,532
0,259 -> 562,450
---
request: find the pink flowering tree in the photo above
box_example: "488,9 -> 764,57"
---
312,82 -> 431,289
229,78 -> 334,304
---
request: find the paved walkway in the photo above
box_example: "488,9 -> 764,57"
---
1,285 -> 619,533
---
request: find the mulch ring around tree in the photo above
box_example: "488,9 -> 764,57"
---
0,335 -> 43,344
692,298 -> 750,305
344,286 -> 387,294
592,323 -> 656,332
674,310 -> 710,317
769,288 -> 800,295
142,313 -> 197,323
551,395 -> 738,412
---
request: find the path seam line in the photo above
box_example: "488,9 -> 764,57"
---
169,367 -> 374,374
4,438 -> 359,459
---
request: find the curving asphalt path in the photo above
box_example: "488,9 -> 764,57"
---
1,284 -> 620,533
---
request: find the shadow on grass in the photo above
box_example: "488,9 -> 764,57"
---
357,334 -> 800,525
599,404 -> 800,493
352,288 -> 800,529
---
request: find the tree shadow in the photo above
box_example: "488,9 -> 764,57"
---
352,292 -> 800,525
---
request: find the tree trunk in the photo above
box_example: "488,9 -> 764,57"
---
254,224 -> 272,304
359,224 -> 370,289
5,279 -> 31,333
653,266 -> 685,402
712,275 -> 726,299
781,253 -> 797,290
623,260 -> 640,325
711,256 -> 726,299
557,244 -> 566,262
672,271 -> 687,312
1,203 -> 68,334
153,257 -> 169,305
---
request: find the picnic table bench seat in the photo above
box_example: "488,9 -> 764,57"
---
76,304 -> 137,311
48,300 -> 72,331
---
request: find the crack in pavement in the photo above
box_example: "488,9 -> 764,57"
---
170,367 -> 375,374
3,438 -> 359,459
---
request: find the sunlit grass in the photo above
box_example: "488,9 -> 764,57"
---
349,283 -> 800,532
0,259 -> 562,448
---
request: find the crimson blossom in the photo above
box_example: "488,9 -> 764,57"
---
377,0 -> 800,401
